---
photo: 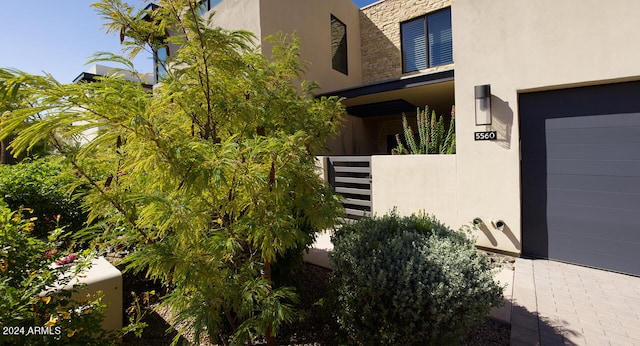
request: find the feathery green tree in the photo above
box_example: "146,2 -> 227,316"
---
0,69 -> 50,163
0,0 -> 344,344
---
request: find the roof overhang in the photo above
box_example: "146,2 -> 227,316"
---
322,69 -> 453,99
72,72 -> 154,90
319,69 -> 455,117
72,72 -> 102,84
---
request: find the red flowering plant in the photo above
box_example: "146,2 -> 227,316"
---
0,202 -> 114,345
55,253 -> 78,267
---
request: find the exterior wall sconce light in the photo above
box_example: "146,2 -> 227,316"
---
474,84 -> 492,125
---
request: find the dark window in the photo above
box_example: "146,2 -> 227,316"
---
401,8 -> 452,73
331,15 -> 348,75
197,0 -> 222,16
155,46 -> 168,83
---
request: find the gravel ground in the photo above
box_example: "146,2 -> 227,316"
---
119,252 -> 514,345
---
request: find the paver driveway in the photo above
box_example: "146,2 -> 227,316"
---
510,259 -> 640,345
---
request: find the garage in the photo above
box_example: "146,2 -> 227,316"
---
520,81 -> 640,276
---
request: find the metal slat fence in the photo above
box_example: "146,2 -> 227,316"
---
327,156 -> 372,222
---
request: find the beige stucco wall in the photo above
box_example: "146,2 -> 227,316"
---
371,154 -> 458,228
209,0 -> 362,93
325,114 -> 371,155
203,0 -> 262,39
452,0 -> 640,254
360,0 -> 452,84
258,0 -> 363,93
326,112 -> 410,155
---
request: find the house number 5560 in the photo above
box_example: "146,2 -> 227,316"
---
474,131 -> 497,141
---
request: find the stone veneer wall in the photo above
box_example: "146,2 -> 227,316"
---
360,0 -> 452,84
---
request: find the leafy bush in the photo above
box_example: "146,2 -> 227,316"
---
0,157 -> 87,238
329,212 -> 503,345
1,1 -> 344,343
392,105 -> 456,155
0,202 -> 113,345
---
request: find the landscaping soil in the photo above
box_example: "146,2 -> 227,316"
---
119,258 -> 511,345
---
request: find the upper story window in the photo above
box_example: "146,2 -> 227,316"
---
331,15 -> 348,75
155,46 -> 168,83
197,0 -> 222,16
401,8 -> 452,73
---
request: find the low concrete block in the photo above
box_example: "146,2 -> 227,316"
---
59,256 -> 123,332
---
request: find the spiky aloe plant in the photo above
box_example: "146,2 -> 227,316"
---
392,105 -> 455,155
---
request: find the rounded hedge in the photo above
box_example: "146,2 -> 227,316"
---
0,157 -> 87,238
329,213 -> 504,345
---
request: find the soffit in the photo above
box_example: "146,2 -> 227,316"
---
319,70 -> 455,117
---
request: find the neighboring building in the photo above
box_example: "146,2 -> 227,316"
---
73,64 -> 154,87
153,0 -> 640,276
72,64 -> 153,143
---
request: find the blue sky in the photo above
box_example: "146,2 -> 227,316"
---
0,0 -> 378,83
0,1 -> 151,83
352,0 -> 379,8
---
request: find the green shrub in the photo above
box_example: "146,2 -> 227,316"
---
0,157 -> 87,238
329,212 -> 503,345
0,202 -> 113,345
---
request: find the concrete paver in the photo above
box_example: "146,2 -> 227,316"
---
510,258 -> 640,345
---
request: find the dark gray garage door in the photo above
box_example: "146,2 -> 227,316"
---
520,81 -> 640,276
